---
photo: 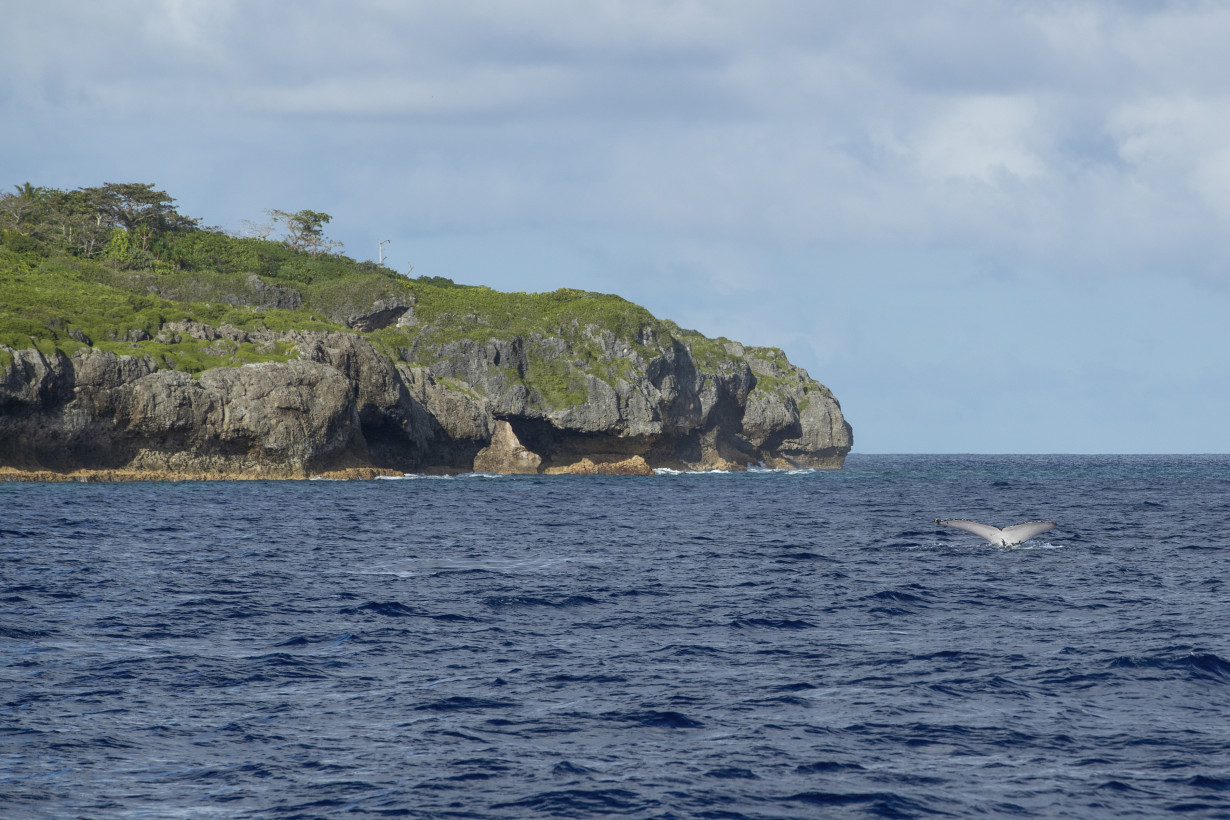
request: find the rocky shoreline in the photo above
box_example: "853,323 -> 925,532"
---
0,460 -> 658,482
1,319 -> 852,480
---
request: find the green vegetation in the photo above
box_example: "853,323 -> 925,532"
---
0,181 -> 804,407
0,251 -> 327,373
524,355 -> 591,408
0,182 -> 411,371
393,285 -> 655,347
369,285 -> 695,409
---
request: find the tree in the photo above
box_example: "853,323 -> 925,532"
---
82,183 -> 198,234
0,183 -> 42,232
238,217 -> 275,240
103,226 -> 130,268
266,208 -> 342,256
38,187 -> 109,257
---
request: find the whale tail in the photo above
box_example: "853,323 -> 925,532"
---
935,518 -> 1057,546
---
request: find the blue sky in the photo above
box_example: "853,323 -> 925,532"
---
4,0 -> 1230,453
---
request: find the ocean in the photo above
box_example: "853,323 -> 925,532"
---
2,454 -> 1229,818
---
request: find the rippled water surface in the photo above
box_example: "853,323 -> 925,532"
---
3,455 -> 1230,818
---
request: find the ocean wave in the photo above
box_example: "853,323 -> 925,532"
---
728,617 -> 816,630
413,696 -> 517,712
492,788 -> 645,815
600,709 -> 703,729
482,594 -> 600,609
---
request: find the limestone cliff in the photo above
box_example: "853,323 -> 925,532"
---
0,313 -> 852,478
0,184 -> 851,477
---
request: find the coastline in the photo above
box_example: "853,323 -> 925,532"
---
0,466 -> 409,483
0,457 -> 847,483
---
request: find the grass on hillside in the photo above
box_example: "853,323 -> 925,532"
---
1,221 -> 805,406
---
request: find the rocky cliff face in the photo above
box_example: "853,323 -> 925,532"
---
0,318 -> 852,478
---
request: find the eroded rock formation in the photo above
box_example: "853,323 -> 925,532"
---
0,319 -> 852,478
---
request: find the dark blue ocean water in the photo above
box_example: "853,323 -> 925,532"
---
2,454 -> 1229,819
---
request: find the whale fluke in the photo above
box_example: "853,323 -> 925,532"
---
934,519 -> 1057,547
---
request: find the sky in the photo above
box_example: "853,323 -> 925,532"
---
4,0 -> 1230,453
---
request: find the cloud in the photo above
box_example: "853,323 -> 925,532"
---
240,66 -> 576,118
9,1 -> 1230,275
906,95 -> 1048,182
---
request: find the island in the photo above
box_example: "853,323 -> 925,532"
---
0,183 -> 852,480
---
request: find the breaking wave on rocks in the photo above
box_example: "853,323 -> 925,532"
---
652,464 -> 820,476
3,454 -> 1230,818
